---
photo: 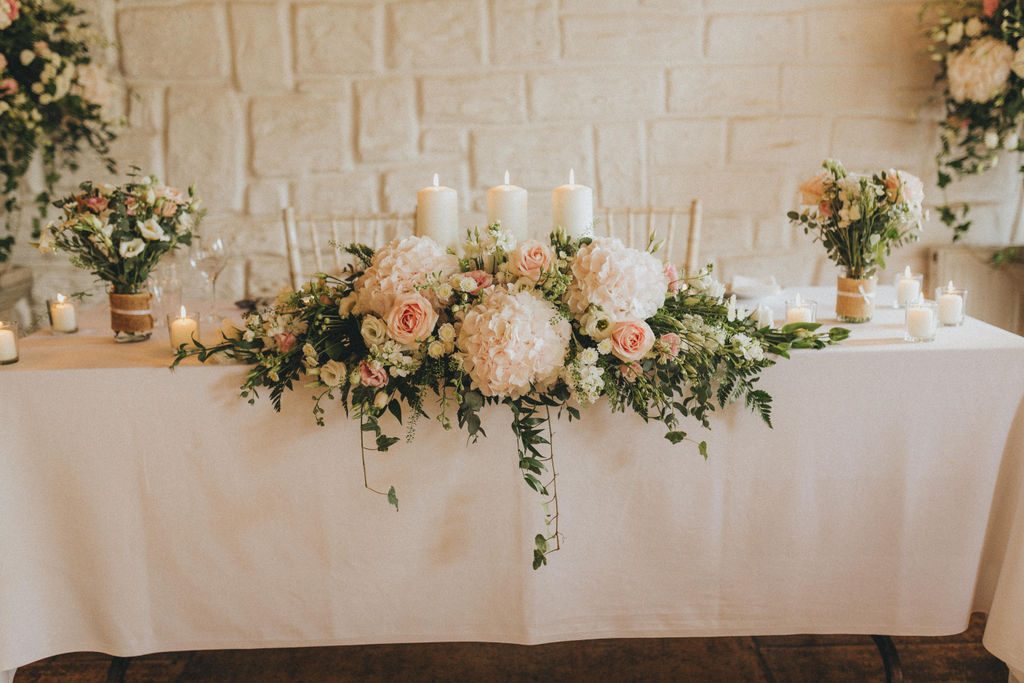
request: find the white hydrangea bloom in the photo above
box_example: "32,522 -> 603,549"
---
354,236 -> 459,317
565,237 -> 668,323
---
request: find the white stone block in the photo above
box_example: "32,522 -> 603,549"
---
491,0 -> 559,64
651,169 -> 784,216
669,66 -> 778,116
118,4 -> 229,79
230,3 -> 291,91
292,173 -> 380,215
471,125 -> 593,190
126,85 -> 164,132
648,120 -> 726,168
529,69 -> 664,121
356,78 -> 417,162
246,180 -> 290,215
830,118 -> 931,169
707,14 -> 804,63
420,129 -> 468,155
295,3 -> 376,75
421,74 -> 526,124
596,123 -> 644,208
562,13 -> 701,62
388,0 -> 482,69
729,118 -> 829,167
166,86 -> 243,211
251,95 -> 349,177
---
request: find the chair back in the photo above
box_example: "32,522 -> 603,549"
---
282,208 -> 415,290
596,200 -> 702,274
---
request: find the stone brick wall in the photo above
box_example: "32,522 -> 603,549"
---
17,0 -> 1024,299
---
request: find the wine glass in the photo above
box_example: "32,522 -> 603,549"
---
189,231 -> 229,315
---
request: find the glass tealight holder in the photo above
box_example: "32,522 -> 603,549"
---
166,311 -> 201,352
935,286 -> 967,327
0,320 -> 20,365
46,296 -> 78,334
893,271 -> 924,309
905,299 -> 938,343
784,298 -> 817,324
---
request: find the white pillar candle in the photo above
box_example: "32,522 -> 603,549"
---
896,266 -> 921,308
170,306 -> 199,350
0,328 -> 17,363
487,170 -> 528,244
938,281 -> 964,326
755,303 -> 774,329
416,173 -> 459,250
552,168 -> 593,239
49,293 -> 77,333
785,293 -> 814,324
906,304 -> 936,340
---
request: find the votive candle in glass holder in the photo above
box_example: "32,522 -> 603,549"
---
893,266 -> 923,308
167,305 -> 200,351
935,281 -> 967,326
905,297 -> 938,343
785,292 -> 816,324
0,320 -> 19,365
46,293 -> 78,333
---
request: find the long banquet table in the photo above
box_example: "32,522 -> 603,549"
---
1,286 -> 1023,681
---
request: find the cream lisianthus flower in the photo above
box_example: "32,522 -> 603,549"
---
320,359 -> 346,388
139,217 -> 169,241
360,315 -> 388,348
118,238 -> 146,259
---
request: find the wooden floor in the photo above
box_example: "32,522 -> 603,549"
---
14,614 -> 1006,682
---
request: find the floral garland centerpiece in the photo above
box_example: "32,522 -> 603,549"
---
791,159 -> 925,322
922,0 -> 1024,252
177,225 -> 848,569
0,0 -> 119,264
39,175 -> 200,341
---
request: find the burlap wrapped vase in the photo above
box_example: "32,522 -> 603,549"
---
108,291 -> 154,342
835,275 -> 876,323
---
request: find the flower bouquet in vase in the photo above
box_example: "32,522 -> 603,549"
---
40,175 -> 200,341
789,159 -> 925,323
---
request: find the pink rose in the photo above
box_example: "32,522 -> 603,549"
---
510,240 -> 554,281
798,172 -> 827,206
984,0 -> 998,16
159,201 -> 177,217
0,78 -> 18,96
463,269 -> 493,294
2,0 -> 19,22
385,292 -> 438,346
609,320 -> 655,363
124,197 -> 137,216
659,332 -> 681,359
85,195 -> 108,213
620,363 -> 643,383
818,200 -> 832,218
664,263 -> 681,293
359,360 -> 388,388
274,331 -> 297,354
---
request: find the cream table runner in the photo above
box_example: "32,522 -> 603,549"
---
1,287 -> 1022,678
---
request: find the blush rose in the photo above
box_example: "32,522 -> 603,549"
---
386,292 -> 438,346
609,320 -> 655,363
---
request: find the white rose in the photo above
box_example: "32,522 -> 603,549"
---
427,340 -> 446,358
320,359 -> 346,388
965,17 -> 983,38
138,217 -> 169,241
437,323 -> 456,344
118,238 -> 146,259
360,315 -> 388,348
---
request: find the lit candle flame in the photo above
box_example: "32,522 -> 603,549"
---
55,293 -> 66,304
903,265 -> 912,278
569,168 -> 575,185
504,170 -> 510,186
947,280 -> 956,292
179,305 -> 187,318
432,173 -> 439,188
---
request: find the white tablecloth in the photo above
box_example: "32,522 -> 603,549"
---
1,287 -> 1023,677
